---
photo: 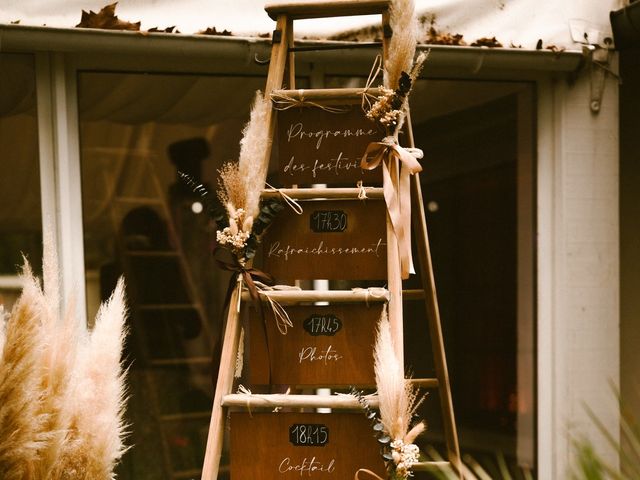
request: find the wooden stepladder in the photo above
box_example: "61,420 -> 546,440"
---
201,1 -> 461,478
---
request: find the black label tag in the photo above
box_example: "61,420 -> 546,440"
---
310,210 -> 347,233
303,314 -> 343,336
289,424 -> 329,447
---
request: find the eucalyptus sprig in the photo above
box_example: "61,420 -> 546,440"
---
351,388 -> 424,480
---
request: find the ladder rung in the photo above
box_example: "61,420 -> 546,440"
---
161,411 -> 211,422
402,289 -> 425,300
241,288 -> 389,304
272,87 -> 383,102
222,393 -> 379,410
262,187 -> 384,200
150,357 -> 210,367
407,378 -> 439,389
412,461 -> 451,472
265,0 -> 389,20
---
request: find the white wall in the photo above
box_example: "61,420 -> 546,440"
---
537,61 -> 620,478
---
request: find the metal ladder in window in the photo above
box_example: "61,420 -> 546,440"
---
200,1 -> 461,478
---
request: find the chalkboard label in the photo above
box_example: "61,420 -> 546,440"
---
310,210 -> 347,233
289,424 -> 329,447
303,314 -> 343,336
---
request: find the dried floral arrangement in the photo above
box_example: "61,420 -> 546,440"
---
366,0 -> 428,136
358,0 -> 428,280
353,307 -> 425,480
180,91 -> 283,266
180,90 -> 288,346
0,238 -> 128,479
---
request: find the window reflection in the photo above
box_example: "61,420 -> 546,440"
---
0,53 -> 42,312
78,72 -> 266,479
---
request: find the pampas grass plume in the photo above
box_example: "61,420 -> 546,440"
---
0,305 -> 6,358
0,237 -> 129,480
238,90 -> 272,219
53,277 -> 129,479
0,264 -> 48,480
373,306 -> 425,443
384,0 -> 419,89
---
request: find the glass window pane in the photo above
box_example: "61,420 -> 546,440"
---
78,71 -> 266,480
0,53 -> 42,311
413,80 -> 535,472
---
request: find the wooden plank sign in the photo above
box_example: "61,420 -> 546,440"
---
248,304 -> 382,386
230,412 -> 386,479
262,199 -> 387,281
277,106 -> 383,186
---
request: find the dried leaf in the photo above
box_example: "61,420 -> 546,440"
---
471,36 -> 503,48
198,27 -> 233,36
147,26 -> 177,33
76,2 -> 141,31
424,26 -> 465,46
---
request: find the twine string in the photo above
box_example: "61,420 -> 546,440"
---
357,180 -> 368,200
254,281 -> 300,335
265,182 -> 304,215
271,90 -> 351,113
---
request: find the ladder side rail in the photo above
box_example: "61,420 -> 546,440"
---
201,17 -> 292,479
200,283 -> 243,480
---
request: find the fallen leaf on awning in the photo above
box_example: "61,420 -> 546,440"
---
198,27 -> 233,36
424,26 -> 466,46
76,2 -> 141,31
471,36 -> 503,47
147,26 -> 178,33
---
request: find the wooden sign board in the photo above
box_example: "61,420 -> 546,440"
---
248,304 -> 382,386
277,107 -> 383,186
231,412 -> 386,479
262,199 -> 387,281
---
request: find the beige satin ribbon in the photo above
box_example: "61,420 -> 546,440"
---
354,469 -> 385,480
361,136 -> 423,279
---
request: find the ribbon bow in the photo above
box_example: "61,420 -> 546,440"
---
214,246 -> 275,318
361,136 -> 423,279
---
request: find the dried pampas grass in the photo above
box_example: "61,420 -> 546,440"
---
216,90 -> 273,258
0,264 -> 48,480
239,90 -> 271,220
52,278 -> 129,479
374,306 -> 425,445
0,306 -> 6,359
384,0 -> 420,89
0,236 -> 129,480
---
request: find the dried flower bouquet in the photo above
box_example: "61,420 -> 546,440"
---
366,0 -> 428,136
354,307 -> 426,480
181,91 -> 283,265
